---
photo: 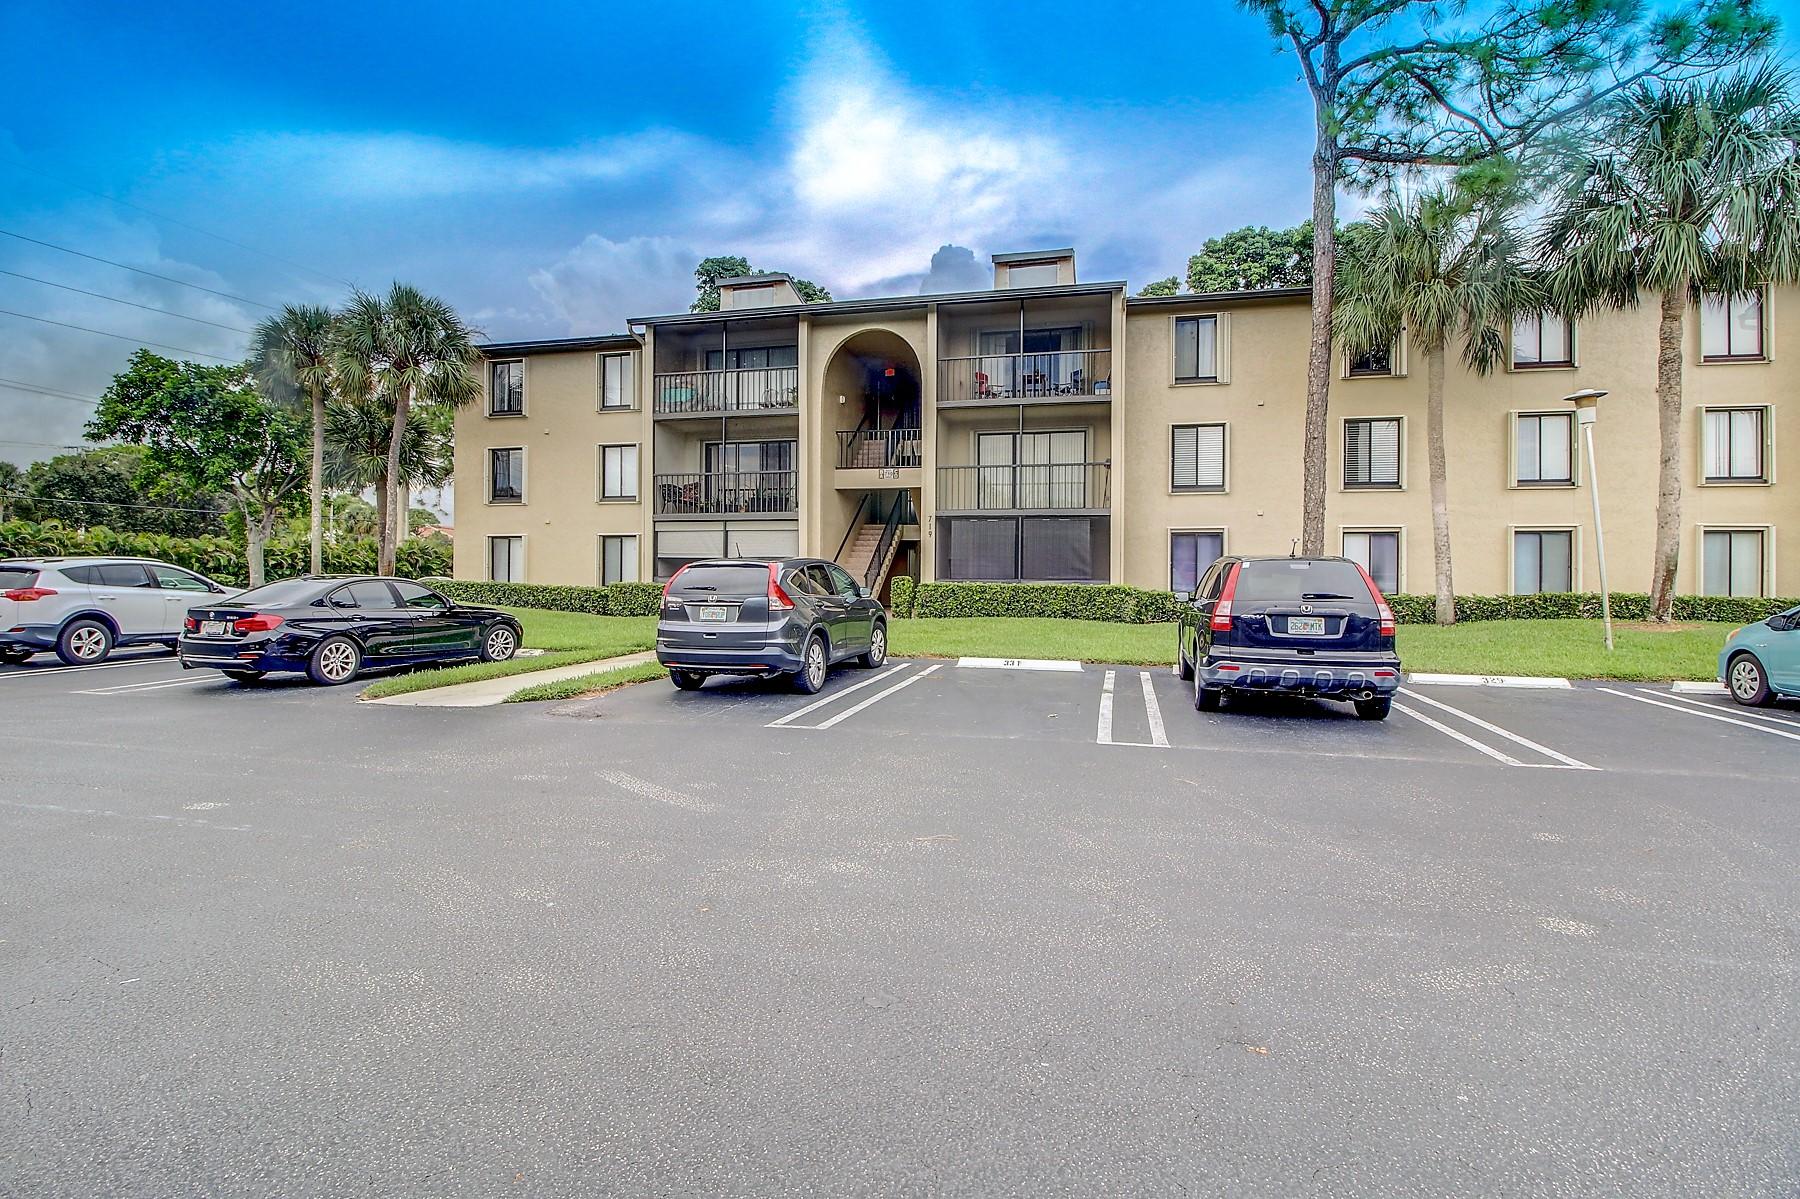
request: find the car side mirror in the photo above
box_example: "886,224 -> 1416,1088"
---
1770,614 -> 1794,632
1176,590 -> 1193,604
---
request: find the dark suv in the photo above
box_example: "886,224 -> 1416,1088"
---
656,558 -> 888,693
1177,555 -> 1401,720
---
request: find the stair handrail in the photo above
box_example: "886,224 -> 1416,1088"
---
864,489 -> 907,590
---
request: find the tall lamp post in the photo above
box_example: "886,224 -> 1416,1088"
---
1560,388 -> 1612,651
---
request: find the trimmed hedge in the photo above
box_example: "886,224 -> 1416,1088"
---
905,580 -> 1182,623
889,574 -> 916,617
0,519 -> 448,586
421,577 -> 664,617
1388,590 -> 1800,625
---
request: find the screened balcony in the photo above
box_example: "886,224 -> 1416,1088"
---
935,463 -> 1111,513
653,471 -> 798,516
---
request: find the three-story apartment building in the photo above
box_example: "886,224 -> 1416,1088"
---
456,248 -> 1797,600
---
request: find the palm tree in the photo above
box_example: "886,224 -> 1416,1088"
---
1336,186 -> 1542,624
332,284 -> 479,574
322,393 -> 453,557
1541,65 -> 1800,621
249,305 -> 337,575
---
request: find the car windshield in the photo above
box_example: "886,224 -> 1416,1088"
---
671,565 -> 770,596
224,579 -> 325,607
1233,560 -> 1372,607
0,568 -> 39,589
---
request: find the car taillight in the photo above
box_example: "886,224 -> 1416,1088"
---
232,614 -> 284,634
184,616 -> 199,632
1210,564 -> 1240,632
662,565 -> 688,601
768,563 -> 795,612
1353,563 -> 1397,636
4,587 -> 55,601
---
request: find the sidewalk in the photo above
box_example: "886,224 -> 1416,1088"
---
362,651 -> 657,708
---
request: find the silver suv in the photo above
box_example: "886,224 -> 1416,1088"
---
0,557 -> 236,666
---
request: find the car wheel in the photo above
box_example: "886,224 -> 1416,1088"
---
223,669 -> 265,683
1727,652 -> 1773,707
1354,697 -> 1392,721
670,670 -> 704,691
858,623 -> 888,668
56,619 -> 114,666
792,635 -> 828,694
1176,638 -> 1195,681
1193,668 -> 1221,711
480,624 -> 519,663
308,636 -> 362,686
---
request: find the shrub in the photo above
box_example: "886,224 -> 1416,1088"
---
0,519 -> 448,585
421,577 -> 663,616
1386,591 -> 1797,624
889,574 -> 916,617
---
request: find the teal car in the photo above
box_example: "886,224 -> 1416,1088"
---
1719,605 -> 1800,707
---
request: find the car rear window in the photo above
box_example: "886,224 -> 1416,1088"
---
671,565 -> 770,596
1233,560 -> 1374,606
0,568 -> 38,589
227,579 -> 327,607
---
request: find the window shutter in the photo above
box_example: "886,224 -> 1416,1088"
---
1371,420 -> 1400,484
1214,313 -> 1231,383
1196,424 -> 1225,488
1171,425 -> 1198,488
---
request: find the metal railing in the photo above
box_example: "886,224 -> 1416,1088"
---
938,349 -> 1112,404
836,428 -> 923,469
653,366 -> 799,415
862,489 -> 908,590
653,471 -> 798,515
936,463 -> 1111,511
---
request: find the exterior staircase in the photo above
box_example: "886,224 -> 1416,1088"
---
839,521 -> 889,583
848,437 -> 888,468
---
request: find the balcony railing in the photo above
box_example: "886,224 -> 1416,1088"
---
936,463 -> 1111,512
654,471 -> 798,515
939,350 -> 1112,405
654,366 -> 799,416
836,428 -> 923,469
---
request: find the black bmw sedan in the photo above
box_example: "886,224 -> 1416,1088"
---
178,576 -> 522,685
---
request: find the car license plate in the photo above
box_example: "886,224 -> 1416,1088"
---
693,605 -> 730,623
1287,616 -> 1326,636
200,620 -> 230,636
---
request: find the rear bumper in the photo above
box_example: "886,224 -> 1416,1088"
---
656,644 -> 805,676
178,635 -> 301,673
1,625 -> 59,650
1202,656 -> 1402,697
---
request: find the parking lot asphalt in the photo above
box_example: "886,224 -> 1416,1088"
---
3,652 -> 1798,1196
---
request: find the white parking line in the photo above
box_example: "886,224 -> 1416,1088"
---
809,663 -> 943,730
1096,669 -> 1169,749
75,675 -> 214,696
1392,702 -> 1529,766
1645,687 -> 1800,728
1400,689 -> 1595,770
1600,687 -> 1800,744
765,663 -> 910,728
0,656 -> 176,681
1097,670 -> 1116,744
1138,671 -> 1169,748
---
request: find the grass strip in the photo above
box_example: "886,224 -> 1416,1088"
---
505,661 -> 668,703
359,649 -> 623,699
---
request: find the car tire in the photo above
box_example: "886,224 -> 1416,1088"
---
1177,640 -> 1195,682
56,619 -> 114,666
792,634 -> 828,694
1726,652 -> 1774,707
670,670 -> 704,691
1193,669 -> 1221,711
858,623 -> 888,668
307,636 -> 362,686
1354,697 -> 1392,721
223,669 -> 265,683
480,623 -> 519,663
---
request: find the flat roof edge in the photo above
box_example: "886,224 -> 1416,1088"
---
479,333 -> 640,356
1125,286 -> 1312,307
631,280 -> 1128,327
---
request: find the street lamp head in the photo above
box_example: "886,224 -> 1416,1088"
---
1559,387 -> 1608,409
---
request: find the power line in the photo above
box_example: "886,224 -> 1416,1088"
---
0,268 -> 255,334
0,440 -> 90,451
0,308 -> 236,362
0,377 -> 102,405
0,228 -> 281,312
0,490 -> 228,517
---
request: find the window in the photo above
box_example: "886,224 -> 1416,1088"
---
1005,261 -> 1059,288
1343,418 -> 1402,488
1514,530 -> 1574,594
489,448 -> 524,503
703,345 -> 799,370
1701,290 -> 1765,361
599,353 -> 635,409
938,515 -> 1107,582
599,444 -> 639,501
1343,530 -> 1401,595
825,563 -> 861,598
1173,316 -> 1218,382
599,535 -> 638,584
489,360 -> 524,415
1348,343 -> 1395,377
1703,529 -> 1767,596
1703,407 -> 1767,482
1170,530 -> 1225,594
391,581 -> 448,610
96,563 -> 155,588
150,564 -> 211,592
332,581 -> 399,610
1511,313 -> 1574,367
1515,412 -> 1575,486
488,536 -> 524,583
1170,424 -> 1226,491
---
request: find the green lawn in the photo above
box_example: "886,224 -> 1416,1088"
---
889,618 -> 1175,665
358,609 -> 656,699
506,661 -> 668,703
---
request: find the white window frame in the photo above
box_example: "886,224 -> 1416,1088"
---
1168,528 -> 1227,595
597,443 -> 640,502
1169,422 -> 1229,493
486,534 -> 526,583
1698,404 -> 1773,485
597,352 -> 636,411
1170,313 -> 1231,385
597,534 -> 640,585
1341,416 -> 1406,490
1508,313 -> 1576,370
1342,330 -> 1408,379
486,446 -> 526,505
1696,525 -> 1774,597
1699,287 -> 1769,363
1508,525 -> 1582,595
488,359 -> 526,417
1509,410 -> 1579,488
1340,526 -> 1405,595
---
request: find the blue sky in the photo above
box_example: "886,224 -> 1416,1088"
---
2,0 -> 1794,472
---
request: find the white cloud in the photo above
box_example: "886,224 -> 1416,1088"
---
527,234 -> 698,331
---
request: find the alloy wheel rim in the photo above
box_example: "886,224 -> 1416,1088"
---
488,629 -> 515,658
71,627 -> 106,658
1731,659 -> 1760,698
871,629 -> 885,663
321,643 -> 356,680
807,643 -> 825,687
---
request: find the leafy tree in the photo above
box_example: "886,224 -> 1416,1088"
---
86,351 -> 307,584
250,304 -> 337,576
332,284 -> 480,575
1136,276 -> 1182,297
689,254 -> 833,312
1242,0 -> 1776,555
1186,222 -> 1314,292
1542,65 -> 1800,621
1336,187 -> 1542,624
322,393 -> 453,555
14,446 -> 226,535
0,460 -> 23,524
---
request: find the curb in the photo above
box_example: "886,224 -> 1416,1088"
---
1670,680 -> 1727,695
1404,672 -> 1571,690
364,650 -> 656,708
